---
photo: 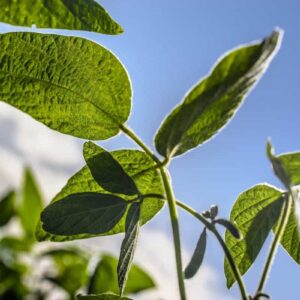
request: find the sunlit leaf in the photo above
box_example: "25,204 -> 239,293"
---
224,184 -> 284,288
83,142 -> 139,196
0,32 -> 131,140
88,254 -> 155,295
118,203 -> 140,295
155,30 -> 282,158
41,193 -> 128,236
36,149 -> 164,242
0,0 -> 123,34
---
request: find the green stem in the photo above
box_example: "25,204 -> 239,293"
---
159,168 -> 187,300
120,124 -> 161,164
175,200 -> 248,300
255,192 -> 293,296
120,124 -> 186,300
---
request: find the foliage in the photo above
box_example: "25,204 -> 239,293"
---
0,1 -> 299,300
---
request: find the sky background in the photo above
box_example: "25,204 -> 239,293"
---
0,0 -> 300,299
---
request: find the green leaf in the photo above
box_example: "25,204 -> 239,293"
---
0,32 -> 131,140
276,152 -> 300,186
0,236 -> 32,252
215,219 -> 241,240
118,202 -> 140,295
184,228 -> 207,279
36,149 -> 165,242
0,0 -> 123,34
19,168 -> 43,238
88,254 -> 155,295
0,190 -> 15,226
42,248 -> 89,295
77,293 -> 132,300
276,199 -> 300,264
266,141 -> 291,188
41,193 -> 128,236
155,30 -> 282,158
83,142 -> 139,196
224,184 -> 284,288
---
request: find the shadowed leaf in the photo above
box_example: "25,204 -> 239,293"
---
0,190 -> 15,226
41,193 -> 128,236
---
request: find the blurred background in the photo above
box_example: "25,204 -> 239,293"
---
0,0 -> 300,299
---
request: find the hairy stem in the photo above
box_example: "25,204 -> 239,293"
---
120,124 -> 186,300
175,200 -> 248,300
255,192 -> 293,296
159,168 -> 187,300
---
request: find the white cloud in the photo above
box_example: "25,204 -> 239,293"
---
0,102 -> 235,300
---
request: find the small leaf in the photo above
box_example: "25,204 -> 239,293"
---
210,205 -> 218,219
276,152 -> 300,186
118,203 -> 141,295
155,30 -> 282,158
0,0 -> 123,34
215,219 -> 241,239
184,228 -> 207,279
41,193 -> 128,236
77,293 -> 132,300
0,32 -> 131,141
19,168 -> 43,238
36,150 -> 164,242
88,254 -> 155,295
224,184 -> 284,288
0,190 -> 15,226
0,236 -> 32,252
83,142 -> 139,196
266,141 -> 290,188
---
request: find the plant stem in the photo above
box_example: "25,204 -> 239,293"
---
175,200 -> 248,300
119,124 -> 161,164
159,168 -> 187,300
255,192 -> 293,296
120,124 -> 187,300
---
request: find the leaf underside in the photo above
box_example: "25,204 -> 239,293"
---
155,30 -> 282,158
0,32 -> 131,140
36,149 -> 165,242
224,184 -> 284,288
0,0 -> 123,34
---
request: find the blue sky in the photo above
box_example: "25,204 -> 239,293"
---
1,1 -> 300,299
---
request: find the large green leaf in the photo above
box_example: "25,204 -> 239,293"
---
83,142 -> 139,196
224,184 -> 284,288
155,30 -> 282,158
42,248 -> 89,295
19,168 -> 43,238
78,294 -> 132,300
41,193 -> 128,235
88,254 -> 155,295
118,202 -> 140,295
0,32 -> 131,140
36,149 -> 165,242
0,190 -> 15,226
0,0 -> 123,34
